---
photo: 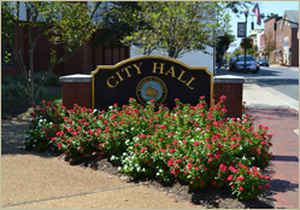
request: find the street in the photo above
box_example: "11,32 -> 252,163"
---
216,65 -> 299,100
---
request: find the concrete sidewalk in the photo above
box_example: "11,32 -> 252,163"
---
1,83 -> 299,208
243,83 -> 299,111
270,64 -> 299,72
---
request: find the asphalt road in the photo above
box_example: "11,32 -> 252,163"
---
216,66 -> 299,100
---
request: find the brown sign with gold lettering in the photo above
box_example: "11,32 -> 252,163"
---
91,56 -> 213,109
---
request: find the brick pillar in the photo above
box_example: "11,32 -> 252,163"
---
59,74 -> 92,109
214,75 -> 244,118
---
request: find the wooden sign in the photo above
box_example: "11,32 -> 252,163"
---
91,56 -> 213,109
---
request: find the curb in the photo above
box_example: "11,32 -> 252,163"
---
244,78 -> 298,84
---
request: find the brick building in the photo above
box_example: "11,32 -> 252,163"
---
264,10 -> 298,66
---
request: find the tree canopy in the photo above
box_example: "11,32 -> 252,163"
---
102,2 -> 232,58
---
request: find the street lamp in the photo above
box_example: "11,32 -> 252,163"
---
244,8 -> 249,70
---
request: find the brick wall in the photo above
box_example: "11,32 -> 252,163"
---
214,83 -> 243,118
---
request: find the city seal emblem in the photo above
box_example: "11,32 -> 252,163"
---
136,76 -> 168,104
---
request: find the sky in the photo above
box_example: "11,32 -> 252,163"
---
228,1 -> 299,53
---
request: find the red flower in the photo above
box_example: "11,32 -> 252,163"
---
229,166 -> 237,173
208,158 -> 213,163
161,149 -> 166,153
220,95 -> 226,101
193,142 -> 200,146
239,186 -> 244,191
258,185 -> 263,190
168,159 -> 174,167
265,183 -> 271,189
206,144 -> 212,150
57,143 -> 62,149
169,148 -> 176,153
221,108 -> 227,113
176,159 -> 182,163
187,163 -> 193,169
219,163 -> 227,172
237,175 -> 244,181
141,148 -> 145,153
214,154 -> 220,159
211,180 -> 217,185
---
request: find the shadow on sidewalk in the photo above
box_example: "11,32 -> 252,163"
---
216,68 -> 281,77
273,155 -> 298,162
247,107 -> 298,120
1,119 -> 55,158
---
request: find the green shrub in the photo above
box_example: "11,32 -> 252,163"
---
25,96 -> 273,200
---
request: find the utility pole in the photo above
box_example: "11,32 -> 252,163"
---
244,8 -> 249,70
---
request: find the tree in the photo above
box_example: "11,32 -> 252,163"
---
2,2 -> 100,105
104,2 -> 231,58
240,38 -> 253,50
216,33 -> 235,66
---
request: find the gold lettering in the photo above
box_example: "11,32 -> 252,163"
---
116,72 -> 124,81
121,67 -> 132,78
177,69 -> 188,83
152,62 -> 165,74
132,62 -> 143,74
165,66 -> 176,78
186,77 -> 196,90
106,75 -> 119,88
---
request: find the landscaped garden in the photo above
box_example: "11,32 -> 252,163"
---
24,95 -> 274,205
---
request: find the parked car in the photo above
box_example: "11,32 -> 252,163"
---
258,59 -> 269,67
229,55 -> 260,73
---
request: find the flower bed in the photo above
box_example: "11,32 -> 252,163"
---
25,96 -> 273,200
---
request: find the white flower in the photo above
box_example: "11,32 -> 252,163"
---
109,106 -> 113,110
